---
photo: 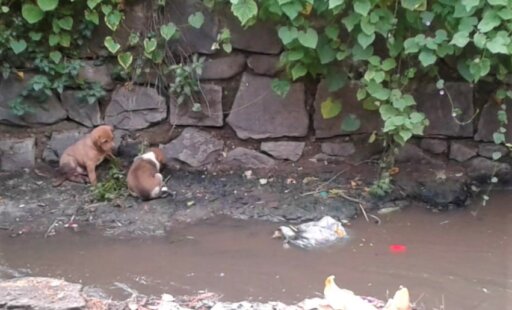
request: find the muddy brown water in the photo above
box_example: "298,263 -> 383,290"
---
1,193 -> 511,309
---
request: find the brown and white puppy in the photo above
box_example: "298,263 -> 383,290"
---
127,147 -> 169,201
53,125 -> 115,187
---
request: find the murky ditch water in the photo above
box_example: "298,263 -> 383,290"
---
1,193 -> 511,309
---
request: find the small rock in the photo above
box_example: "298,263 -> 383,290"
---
313,81 -> 381,138
321,142 -> 356,157
477,143 -> 509,159
162,128 -> 224,167
227,73 -> 309,139
105,86 -> 167,130
200,54 -> 246,80
310,153 -> 346,164
226,147 -> 276,168
396,143 -> 441,165
449,141 -> 478,162
0,277 -> 85,310
415,82 -> 474,137
247,55 -> 281,76
0,137 -> 36,171
166,0 -> 218,55
466,157 -> 512,183
169,84 -> 223,127
78,61 -> 114,89
223,12 -> 282,54
475,99 -> 512,143
0,75 -> 67,127
61,91 -> 101,128
260,141 -> 305,161
420,138 -> 448,154
43,129 -> 89,163
395,174 -> 469,208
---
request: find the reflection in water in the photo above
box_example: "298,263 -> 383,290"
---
0,192 -> 511,309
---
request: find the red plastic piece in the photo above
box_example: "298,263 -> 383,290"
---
389,244 -> 407,253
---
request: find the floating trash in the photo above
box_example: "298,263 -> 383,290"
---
272,216 -> 347,249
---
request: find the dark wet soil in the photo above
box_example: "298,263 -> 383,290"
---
1,192 -> 511,310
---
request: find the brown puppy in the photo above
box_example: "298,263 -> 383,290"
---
53,125 -> 115,187
127,147 -> 169,200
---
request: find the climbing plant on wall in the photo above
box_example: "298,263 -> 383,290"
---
0,0 -> 126,114
207,0 -> 512,194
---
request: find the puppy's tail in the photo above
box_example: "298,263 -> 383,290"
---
52,165 -> 71,187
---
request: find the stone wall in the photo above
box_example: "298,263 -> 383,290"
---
0,0 -> 510,183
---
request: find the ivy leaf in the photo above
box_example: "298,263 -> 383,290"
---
363,98 -> 379,110
357,32 -> 375,49
381,58 -> 397,71
486,31 -> 510,54
329,0 -> 344,9
59,33 -> 71,47
144,38 -> 158,54
450,31 -> 470,47
188,12 -> 205,29
379,105 -> 398,120
469,58 -> 491,81
434,30 -> 448,43
457,60 -> 473,82
360,17 -> 375,35
58,17 -> 73,30
325,25 -> 340,40
492,152 -> 502,161
461,0 -> 480,11
87,0 -> 101,9
117,52 -> 133,70
271,79 -> 291,98
418,49 -> 436,67
22,4 -> 44,24
278,26 -> 298,45
160,23 -> 177,41
399,130 -> 413,143
353,0 -> 371,16
436,79 -> 445,89
401,0 -> 427,11
367,81 -> 390,100
49,51 -> 62,63
104,36 -> 120,54
286,50 -> 304,61
342,12 -> 360,32
85,10 -> 99,24
231,0 -> 257,26
498,8 -> 512,20
321,97 -> 342,119
352,43 -> 373,61
317,43 -> 336,64
341,114 -> 361,132
9,39 -> 27,54
487,0 -> 507,5
105,10 -> 122,31
49,34 -> 60,46
477,10 -> 501,33
281,2 -> 302,20
37,0 -> 58,11
403,38 -> 420,53
473,32 -> 487,48
326,71 -> 348,92
410,112 -> 425,123
493,132 -> 506,144
29,32 -> 43,41
291,63 -> 307,80
297,28 -> 318,48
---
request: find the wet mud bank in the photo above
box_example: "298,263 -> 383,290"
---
0,157 -> 484,239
